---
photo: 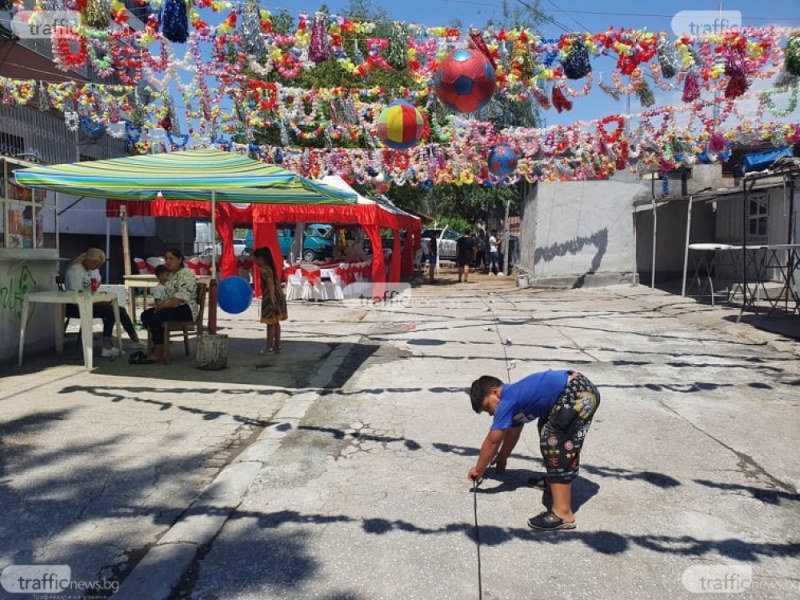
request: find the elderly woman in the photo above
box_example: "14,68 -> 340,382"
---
138,248 -> 198,363
65,247 -> 141,358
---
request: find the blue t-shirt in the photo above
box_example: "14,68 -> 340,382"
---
490,370 -> 570,430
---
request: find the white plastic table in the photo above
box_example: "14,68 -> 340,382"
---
18,290 -> 123,370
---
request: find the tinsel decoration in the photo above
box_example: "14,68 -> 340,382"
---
708,132 -> 728,154
599,80 -> 622,100
84,0 -> 111,29
657,35 -> 679,79
552,86 -> 573,113
774,71 -> 798,88
38,81 -> 49,111
353,40 -> 364,65
724,53 -> 748,99
240,3 -> 266,58
636,79 -> 655,107
562,37 -> 591,80
531,86 -> 551,109
167,96 -> 180,135
682,72 -> 700,103
785,31 -> 800,76
308,13 -> 330,64
468,28 -> 496,69
387,22 -> 408,69
162,0 -> 189,44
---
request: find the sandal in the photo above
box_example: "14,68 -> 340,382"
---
128,351 -> 155,365
258,347 -> 274,355
527,477 -> 549,492
527,510 -> 576,531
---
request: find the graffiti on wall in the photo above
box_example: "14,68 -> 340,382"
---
0,265 -> 38,317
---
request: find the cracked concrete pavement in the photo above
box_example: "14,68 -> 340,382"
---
1,272 -> 799,599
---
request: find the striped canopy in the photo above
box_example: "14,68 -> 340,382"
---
13,148 -> 356,204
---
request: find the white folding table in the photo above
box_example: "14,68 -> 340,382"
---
18,290 -> 123,370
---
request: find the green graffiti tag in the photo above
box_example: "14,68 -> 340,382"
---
0,265 -> 38,317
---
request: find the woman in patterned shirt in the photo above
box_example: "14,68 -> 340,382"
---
139,248 -> 198,363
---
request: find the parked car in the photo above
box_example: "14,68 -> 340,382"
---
278,225 -> 333,262
421,228 -> 461,260
203,238 -> 247,256
244,225 -> 333,262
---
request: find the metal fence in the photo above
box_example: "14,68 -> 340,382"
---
0,104 -> 128,165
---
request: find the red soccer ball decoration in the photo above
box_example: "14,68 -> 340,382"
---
434,49 -> 496,114
488,145 -> 519,177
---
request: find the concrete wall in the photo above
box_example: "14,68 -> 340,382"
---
0,249 -> 60,367
518,175 -> 640,288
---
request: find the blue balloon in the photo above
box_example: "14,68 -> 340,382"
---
217,276 -> 253,314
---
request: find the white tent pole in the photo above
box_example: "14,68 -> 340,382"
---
681,195 -> 693,297
651,196 -> 657,289
211,190 -> 217,280
105,215 -> 111,283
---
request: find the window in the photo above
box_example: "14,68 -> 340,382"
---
748,193 -> 768,239
0,157 -> 56,250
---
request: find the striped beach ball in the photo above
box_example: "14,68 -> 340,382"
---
377,100 -> 424,151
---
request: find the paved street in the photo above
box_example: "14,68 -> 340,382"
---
1,273 -> 799,599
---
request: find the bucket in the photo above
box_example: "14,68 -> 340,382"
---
196,333 -> 228,370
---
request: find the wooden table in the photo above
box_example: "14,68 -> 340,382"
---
18,290 -> 123,370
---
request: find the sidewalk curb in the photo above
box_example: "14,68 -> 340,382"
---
112,342 -> 355,600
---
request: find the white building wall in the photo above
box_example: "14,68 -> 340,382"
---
520,177 -> 640,287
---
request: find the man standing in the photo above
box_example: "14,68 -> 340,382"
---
488,229 -> 500,275
456,230 -> 476,283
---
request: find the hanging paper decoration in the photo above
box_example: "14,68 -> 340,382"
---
162,0 -> 189,44
657,34 -> 679,79
636,79 -> 655,107
785,31 -> 800,76
487,145 -> 518,177
724,53 -> 749,99
682,72 -> 700,103
562,37 -> 591,80
552,85 -> 573,113
376,100 -> 424,150
468,28 -> 496,69
433,49 -> 496,114
84,0 -> 111,29
309,12 -> 330,64
374,173 -> 390,194
240,3 -> 267,57
387,22 -> 408,70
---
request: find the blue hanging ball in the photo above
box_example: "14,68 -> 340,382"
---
217,276 -> 253,314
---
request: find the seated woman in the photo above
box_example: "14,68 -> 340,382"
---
65,247 -> 141,358
138,248 -> 198,363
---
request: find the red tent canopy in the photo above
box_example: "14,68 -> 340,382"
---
107,185 -> 422,296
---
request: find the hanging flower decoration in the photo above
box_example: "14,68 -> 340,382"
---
597,115 -> 625,143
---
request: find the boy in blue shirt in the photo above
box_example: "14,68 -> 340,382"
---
467,370 -> 600,530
